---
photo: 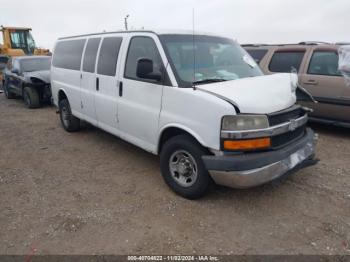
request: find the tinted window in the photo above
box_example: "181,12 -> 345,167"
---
97,37 -> 122,76
125,37 -> 163,81
308,51 -> 342,76
269,51 -> 305,72
245,49 -> 268,64
82,38 -> 101,73
52,39 -> 86,70
21,58 -> 51,72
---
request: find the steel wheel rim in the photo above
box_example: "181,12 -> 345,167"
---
169,150 -> 198,187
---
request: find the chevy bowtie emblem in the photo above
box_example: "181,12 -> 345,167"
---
289,119 -> 298,131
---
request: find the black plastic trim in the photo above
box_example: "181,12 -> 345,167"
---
313,96 -> 350,107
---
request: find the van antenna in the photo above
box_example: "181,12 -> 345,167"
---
192,8 -> 196,90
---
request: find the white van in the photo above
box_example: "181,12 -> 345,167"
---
51,30 -> 317,199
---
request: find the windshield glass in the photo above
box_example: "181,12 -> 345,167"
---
10,30 -> 36,54
21,58 -> 51,72
160,34 -> 263,87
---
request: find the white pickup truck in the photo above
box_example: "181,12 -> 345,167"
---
51,30 -> 317,199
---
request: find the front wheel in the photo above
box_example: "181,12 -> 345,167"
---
23,86 -> 40,108
160,135 -> 211,199
59,98 -> 80,132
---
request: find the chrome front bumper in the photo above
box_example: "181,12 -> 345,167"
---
203,128 -> 317,189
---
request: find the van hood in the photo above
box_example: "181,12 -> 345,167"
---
197,73 -> 297,114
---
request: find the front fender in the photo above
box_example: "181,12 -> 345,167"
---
158,123 -> 207,150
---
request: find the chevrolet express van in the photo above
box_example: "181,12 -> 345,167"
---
51,30 -> 317,199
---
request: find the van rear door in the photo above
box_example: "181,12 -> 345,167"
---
94,37 -> 123,132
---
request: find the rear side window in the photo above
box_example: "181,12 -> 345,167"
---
97,37 -> 122,76
124,36 -> 163,82
269,51 -> 305,73
308,51 -> 342,76
52,39 -> 86,70
83,38 -> 101,73
245,49 -> 268,64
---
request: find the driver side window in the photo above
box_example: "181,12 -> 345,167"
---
124,36 -> 163,83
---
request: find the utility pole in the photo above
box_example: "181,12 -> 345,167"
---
124,15 -> 130,31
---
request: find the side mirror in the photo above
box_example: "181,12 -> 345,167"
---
136,58 -> 162,82
11,68 -> 19,75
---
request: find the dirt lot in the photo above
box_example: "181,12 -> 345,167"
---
0,93 -> 349,255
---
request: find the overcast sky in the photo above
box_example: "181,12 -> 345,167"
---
1,0 -> 349,49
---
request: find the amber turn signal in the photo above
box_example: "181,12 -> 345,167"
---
223,137 -> 271,151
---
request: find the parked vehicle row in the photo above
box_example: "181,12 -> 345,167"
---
2,56 -> 52,108
244,43 -> 350,127
50,30 -> 317,199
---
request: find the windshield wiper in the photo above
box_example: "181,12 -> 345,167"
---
192,78 -> 227,85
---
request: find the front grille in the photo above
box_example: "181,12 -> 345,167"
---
268,105 -> 305,126
271,125 -> 306,149
267,105 -> 308,149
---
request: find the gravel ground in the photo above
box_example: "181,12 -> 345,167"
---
0,93 -> 349,255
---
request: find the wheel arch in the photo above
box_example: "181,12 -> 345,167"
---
157,124 -> 208,154
58,88 -> 68,104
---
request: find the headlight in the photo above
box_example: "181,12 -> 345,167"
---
221,115 -> 269,131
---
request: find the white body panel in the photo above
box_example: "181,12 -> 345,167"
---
197,73 -> 296,114
94,73 -> 119,132
159,87 -> 236,150
51,30 -> 297,155
80,70 -> 98,126
51,67 -> 82,116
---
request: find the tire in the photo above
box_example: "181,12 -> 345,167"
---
3,80 -> 15,99
59,98 -> 80,132
160,135 -> 211,199
23,86 -> 40,108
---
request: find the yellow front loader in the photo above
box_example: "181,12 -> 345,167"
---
0,26 -> 50,56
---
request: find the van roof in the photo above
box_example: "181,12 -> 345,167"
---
58,29 -> 227,40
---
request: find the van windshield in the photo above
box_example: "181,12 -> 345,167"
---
159,34 -> 263,87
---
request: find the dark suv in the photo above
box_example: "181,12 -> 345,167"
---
3,56 -> 51,108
